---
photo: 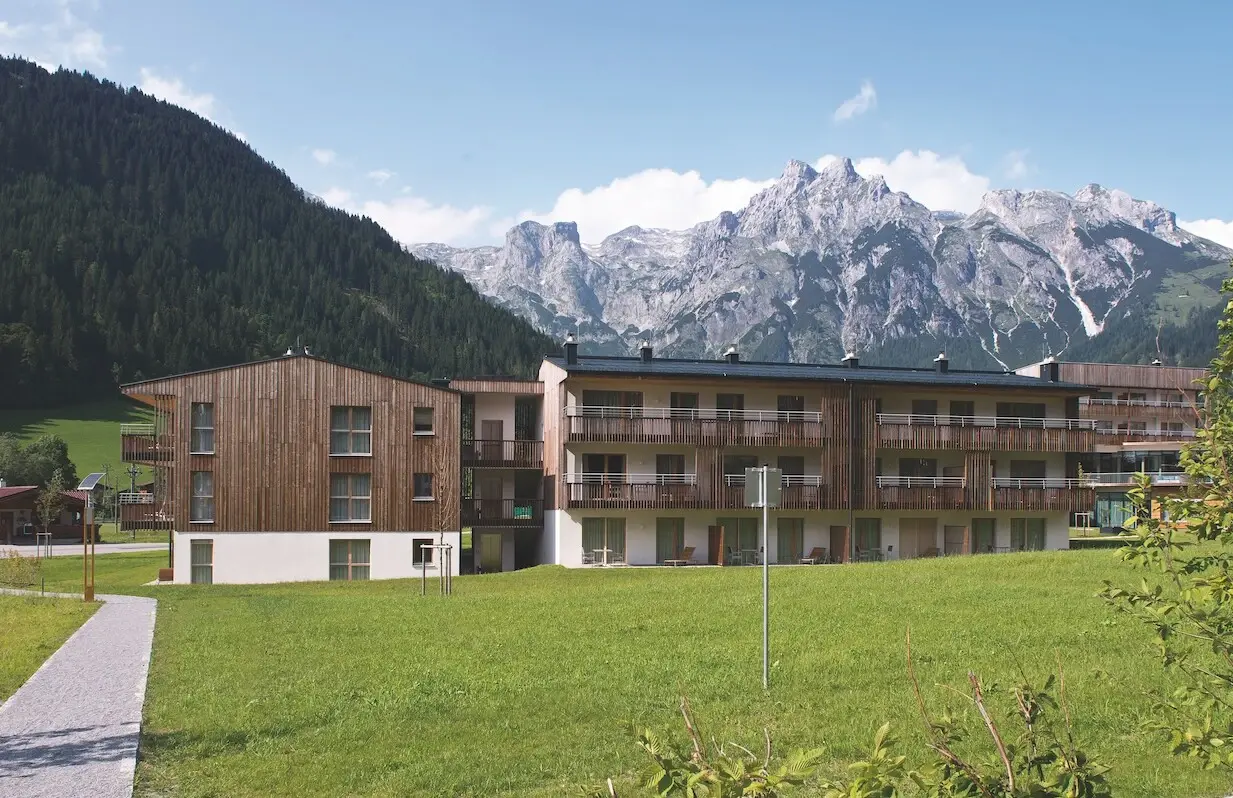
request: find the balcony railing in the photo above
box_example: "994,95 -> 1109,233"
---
1095,427 -> 1196,441
876,412 -> 1097,451
461,439 -> 544,469
565,474 -> 701,509
992,478 -> 1094,512
875,475 -> 967,510
121,423 -> 173,463
118,492 -> 173,531
720,473 -> 827,510
875,476 -> 966,488
460,498 -> 543,527
564,406 -> 827,446
1083,471 -> 1189,486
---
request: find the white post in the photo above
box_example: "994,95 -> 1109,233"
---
761,466 -> 770,690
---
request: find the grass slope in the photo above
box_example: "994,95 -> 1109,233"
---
0,396 -> 151,481
0,594 -> 98,701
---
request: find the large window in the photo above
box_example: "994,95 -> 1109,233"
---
1009,460 -> 1047,479
190,471 -> 214,523
996,402 -> 1046,427
1011,518 -> 1046,551
656,454 -> 687,482
329,539 -> 371,580
190,539 -> 213,584
190,402 -> 215,454
899,458 -> 938,478
910,399 -> 938,424
972,518 -> 996,553
330,406 -> 372,455
949,400 -> 975,425
776,517 -> 804,563
855,518 -> 881,554
582,518 -> 626,563
413,407 -> 434,435
329,473 -> 372,522
655,518 -> 685,564
717,517 -> 759,562
671,392 -> 699,414
413,473 -> 434,500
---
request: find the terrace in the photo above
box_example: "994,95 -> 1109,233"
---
564,406 -> 828,447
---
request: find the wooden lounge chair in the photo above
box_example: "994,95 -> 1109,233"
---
799,546 -> 827,565
664,546 -> 696,567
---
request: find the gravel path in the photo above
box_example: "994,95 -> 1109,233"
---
0,591 -> 157,798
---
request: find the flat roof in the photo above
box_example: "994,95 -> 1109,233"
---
546,354 -> 1094,392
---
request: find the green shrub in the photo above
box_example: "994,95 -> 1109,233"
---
0,548 -> 41,588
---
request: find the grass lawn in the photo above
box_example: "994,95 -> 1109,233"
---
0,594 -> 98,701
81,550 -> 1224,798
37,550 -> 165,595
0,396 -> 151,481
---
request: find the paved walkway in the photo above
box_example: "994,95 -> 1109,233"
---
7,543 -> 168,558
0,591 -> 157,798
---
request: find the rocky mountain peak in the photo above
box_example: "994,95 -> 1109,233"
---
780,158 -> 819,185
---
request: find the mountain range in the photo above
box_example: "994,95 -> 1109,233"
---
416,159 -> 1231,369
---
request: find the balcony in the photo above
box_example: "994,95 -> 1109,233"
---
564,406 -> 827,447
1093,427 -> 1196,444
460,498 -> 543,528
461,439 -> 544,469
565,474 -> 702,510
1080,397 -> 1199,423
1083,470 -> 1190,487
121,423 -> 173,463
875,476 -> 967,510
118,492 -> 174,531
719,474 -> 827,510
876,413 -> 1097,452
992,478 -> 1094,512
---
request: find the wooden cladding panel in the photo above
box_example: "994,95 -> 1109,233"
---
145,357 -> 459,534
1080,404 -> 1200,422
877,424 -> 1095,452
541,363 -> 567,510
819,387 -> 851,508
448,379 -> 544,395
1057,363 -> 1206,391
964,451 -> 992,511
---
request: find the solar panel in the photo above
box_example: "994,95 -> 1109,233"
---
77,472 -> 107,491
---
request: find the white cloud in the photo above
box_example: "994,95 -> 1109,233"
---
1180,218 -> 1233,249
312,148 -> 337,166
818,150 -> 991,212
516,169 -> 775,244
138,68 -> 216,117
833,80 -> 877,123
367,169 -> 394,184
0,0 -> 112,70
320,187 -> 496,246
1003,149 -> 1031,180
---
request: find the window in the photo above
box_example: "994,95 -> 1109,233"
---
910,399 -> 938,424
716,393 -> 745,420
413,473 -> 434,500
655,517 -> 685,564
1129,421 -> 1147,433
190,539 -> 213,584
582,518 -> 626,563
718,517 -> 759,561
1165,422 -> 1185,435
996,402 -> 1046,427
329,539 -> 371,580
412,537 -> 434,567
1009,460 -> 1047,479
671,393 -> 699,414
777,395 -> 805,421
190,402 -> 215,454
855,518 -> 881,553
582,454 -> 626,481
413,407 -> 434,435
581,390 -> 643,417
949,400 -> 974,425
776,517 -> 804,563
777,456 -> 804,476
722,454 -> 759,480
656,454 -> 686,483
972,518 -> 996,553
1010,518 -> 1046,551
329,473 -> 371,522
899,458 -> 938,478
190,471 -> 214,523
330,406 -> 372,455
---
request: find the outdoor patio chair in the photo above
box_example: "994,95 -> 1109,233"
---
664,546 -> 697,567
581,548 -> 595,565
608,550 -> 627,566
799,546 -> 827,565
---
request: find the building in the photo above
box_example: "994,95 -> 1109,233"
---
537,340 -> 1124,568
0,484 -> 95,545
119,351 -> 461,584
450,377 -> 545,573
1015,360 -> 1206,529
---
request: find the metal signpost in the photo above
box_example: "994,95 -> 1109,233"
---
77,473 -> 106,602
745,466 -> 781,689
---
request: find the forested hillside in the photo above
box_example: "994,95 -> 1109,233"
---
0,58 -> 554,408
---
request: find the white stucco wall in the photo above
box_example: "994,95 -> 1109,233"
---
173,530 -> 462,584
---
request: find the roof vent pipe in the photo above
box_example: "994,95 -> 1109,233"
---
934,352 -> 949,374
564,333 -> 579,365
842,351 -> 859,369
1151,358 -> 1163,366
639,340 -> 653,363
724,346 -> 740,364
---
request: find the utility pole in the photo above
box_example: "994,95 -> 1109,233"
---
745,465 -> 781,689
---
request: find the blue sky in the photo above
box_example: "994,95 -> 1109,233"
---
2,0 -> 1232,247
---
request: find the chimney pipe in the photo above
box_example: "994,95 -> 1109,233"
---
564,333 -> 578,365
842,351 -> 859,369
639,339 -> 653,363
723,346 -> 739,364
934,352 -> 948,374
1038,357 -> 1059,383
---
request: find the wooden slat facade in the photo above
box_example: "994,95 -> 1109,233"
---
121,355 -> 460,534
461,440 -> 544,469
994,486 -> 1096,513
1055,362 -> 1207,391
877,424 -> 1095,452
1080,403 -> 1200,423
564,416 -> 828,447
448,378 -> 544,395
